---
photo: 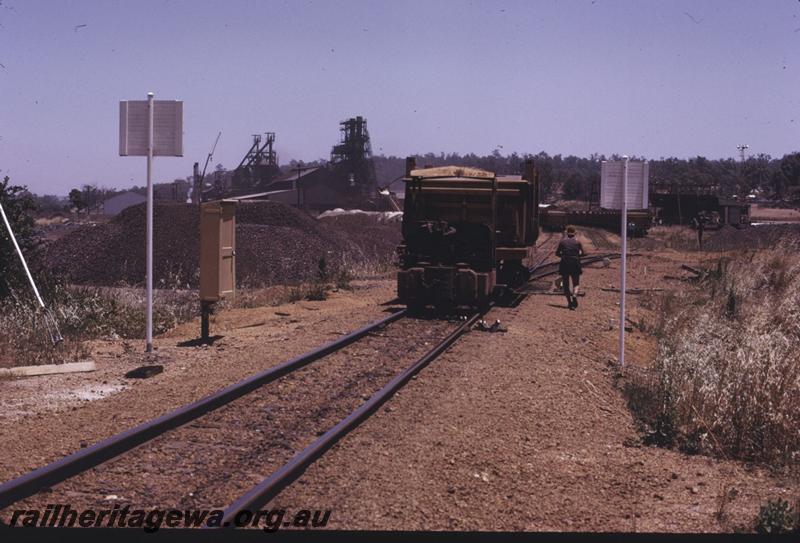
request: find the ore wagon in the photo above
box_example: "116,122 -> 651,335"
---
540,207 -> 652,237
397,158 -> 539,308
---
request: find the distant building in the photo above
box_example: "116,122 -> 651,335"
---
718,198 -> 751,226
102,191 -> 147,216
230,166 -> 351,211
651,193 -> 750,226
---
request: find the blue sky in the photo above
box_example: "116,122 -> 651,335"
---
0,0 -> 798,194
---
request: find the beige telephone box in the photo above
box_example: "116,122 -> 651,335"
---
200,200 -> 237,302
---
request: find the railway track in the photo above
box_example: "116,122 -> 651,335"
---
529,253 -> 616,282
223,252 -> 617,522
0,307 -> 486,526
214,254 -> 615,522
218,310 -> 485,524
0,251 -> 613,528
528,229 -> 619,282
525,230 -> 568,276
534,230 -> 556,250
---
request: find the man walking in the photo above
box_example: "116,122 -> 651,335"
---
556,225 -> 584,310
694,213 -> 705,249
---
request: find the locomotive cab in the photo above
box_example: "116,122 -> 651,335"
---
397,158 -> 539,308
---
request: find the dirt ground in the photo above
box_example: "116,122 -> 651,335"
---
0,227 -> 797,532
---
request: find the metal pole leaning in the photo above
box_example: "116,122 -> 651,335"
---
0,201 -> 45,309
146,92 -> 154,353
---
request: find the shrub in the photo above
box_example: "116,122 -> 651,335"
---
287,287 -> 305,303
334,267 -> 354,291
0,176 -> 37,299
755,499 -> 797,534
304,282 -> 327,301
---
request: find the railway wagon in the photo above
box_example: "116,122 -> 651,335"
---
397,157 -> 539,308
540,207 -> 652,237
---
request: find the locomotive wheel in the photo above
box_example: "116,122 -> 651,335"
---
500,260 -> 528,287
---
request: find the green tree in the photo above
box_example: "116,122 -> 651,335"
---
81,184 -> 100,213
0,176 -> 37,299
741,154 -> 774,195
776,152 -> 800,200
68,188 -> 85,211
33,193 -> 67,213
779,152 -> 800,187
368,150 -> 795,202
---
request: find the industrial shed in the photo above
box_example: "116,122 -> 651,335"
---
233,166 -> 350,212
651,193 -> 750,227
102,191 -> 146,216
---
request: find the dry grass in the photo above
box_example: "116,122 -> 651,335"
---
1,254 -> 396,367
750,205 -> 800,222
0,284 -> 197,368
0,299 -> 89,368
628,243 -> 800,469
222,285 -> 297,309
629,225 -> 702,252
226,257 -> 393,310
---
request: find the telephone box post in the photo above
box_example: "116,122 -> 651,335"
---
199,200 -> 237,341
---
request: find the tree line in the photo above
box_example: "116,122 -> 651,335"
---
373,151 -> 800,203
12,149 -> 800,217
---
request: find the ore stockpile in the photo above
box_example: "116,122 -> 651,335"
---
39,201 -> 400,288
701,223 -> 800,251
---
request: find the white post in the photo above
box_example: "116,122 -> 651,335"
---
0,201 -> 45,308
619,155 -> 629,368
146,92 -> 154,353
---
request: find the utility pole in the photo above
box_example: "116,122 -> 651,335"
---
737,144 -> 749,196
199,131 -> 222,202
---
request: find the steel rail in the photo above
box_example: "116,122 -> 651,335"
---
0,308 -> 407,510
529,253 -> 619,281
217,253 -> 624,524
529,233 -> 561,272
218,310 -> 485,526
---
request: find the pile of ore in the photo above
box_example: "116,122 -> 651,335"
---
317,213 -> 402,264
39,201 -> 401,288
40,203 -> 199,287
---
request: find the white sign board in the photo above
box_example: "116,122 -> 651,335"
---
600,160 -> 649,210
119,100 -> 183,156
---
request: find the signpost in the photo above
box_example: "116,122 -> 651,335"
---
619,157 -> 629,368
119,94 -> 183,352
600,159 -> 649,210
601,158 -> 649,368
